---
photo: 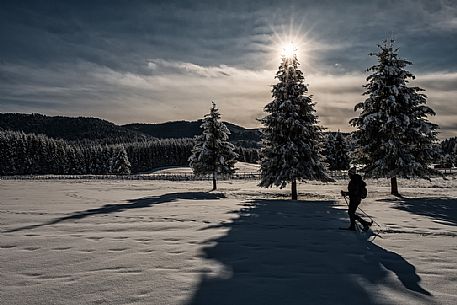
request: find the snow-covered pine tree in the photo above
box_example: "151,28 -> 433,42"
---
442,137 -> 457,167
438,154 -> 454,169
323,133 -> 336,168
259,49 -> 329,200
111,145 -> 131,175
327,131 -> 350,171
454,145 -> 457,167
350,40 -> 438,196
189,102 -> 237,190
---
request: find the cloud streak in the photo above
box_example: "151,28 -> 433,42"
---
147,59 -> 232,77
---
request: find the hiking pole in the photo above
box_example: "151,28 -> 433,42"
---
356,205 -> 382,229
343,194 -> 383,239
357,205 -> 384,240
342,194 -> 381,229
342,194 -> 365,232
342,194 -> 349,206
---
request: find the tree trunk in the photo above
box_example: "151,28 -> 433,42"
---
291,179 -> 298,200
391,176 -> 400,196
212,172 -> 217,191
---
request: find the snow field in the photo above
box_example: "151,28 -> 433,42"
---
1,177 -> 456,305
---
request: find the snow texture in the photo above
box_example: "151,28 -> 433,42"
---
149,162 -> 259,175
1,178 -> 457,305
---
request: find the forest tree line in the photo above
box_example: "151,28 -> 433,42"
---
0,130 -> 259,176
438,137 -> 457,168
0,128 -> 452,176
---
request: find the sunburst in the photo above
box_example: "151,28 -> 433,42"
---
264,20 -> 318,71
281,42 -> 297,58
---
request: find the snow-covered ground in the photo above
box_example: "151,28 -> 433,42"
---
1,177 -> 456,305
147,161 -> 260,175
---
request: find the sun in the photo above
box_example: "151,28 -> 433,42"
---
281,42 -> 297,58
265,22 -> 317,70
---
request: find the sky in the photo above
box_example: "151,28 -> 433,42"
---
1,0 -> 456,138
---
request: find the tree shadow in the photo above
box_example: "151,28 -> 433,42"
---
4,192 -> 225,233
379,197 -> 457,226
188,199 -> 431,305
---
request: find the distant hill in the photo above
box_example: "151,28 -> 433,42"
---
0,113 -> 261,146
123,121 -> 261,147
123,121 -> 202,139
0,113 -> 148,142
223,122 -> 261,143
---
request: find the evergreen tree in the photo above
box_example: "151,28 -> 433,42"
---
325,131 -> 350,171
350,40 -> 438,196
454,145 -> 457,167
259,49 -> 329,200
111,146 -> 131,175
441,137 -> 457,166
333,131 -> 350,171
189,102 -> 238,190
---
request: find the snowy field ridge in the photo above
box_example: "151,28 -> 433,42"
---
1,178 -> 456,305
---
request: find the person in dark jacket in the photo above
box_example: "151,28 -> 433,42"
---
341,167 -> 372,231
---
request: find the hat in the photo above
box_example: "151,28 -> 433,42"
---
348,167 -> 357,175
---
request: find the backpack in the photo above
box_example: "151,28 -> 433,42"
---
360,181 -> 368,199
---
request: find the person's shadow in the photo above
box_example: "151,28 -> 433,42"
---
4,192 -> 225,233
188,199 -> 431,305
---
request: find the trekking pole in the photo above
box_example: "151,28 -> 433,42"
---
342,195 -> 365,233
342,194 -> 381,230
356,205 -> 382,228
343,194 -> 349,206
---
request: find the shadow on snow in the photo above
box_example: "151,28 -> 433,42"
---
379,197 -> 457,226
188,199 -> 431,305
4,192 -> 225,233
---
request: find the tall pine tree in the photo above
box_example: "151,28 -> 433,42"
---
259,48 -> 329,200
189,102 -> 238,190
350,40 -> 438,196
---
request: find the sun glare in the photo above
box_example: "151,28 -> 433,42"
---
282,42 -> 297,58
266,23 -> 316,70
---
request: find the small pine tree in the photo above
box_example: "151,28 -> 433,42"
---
350,40 -> 438,196
111,146 -> 131,175
189,102 -> 238,190
259,49 -> 329,200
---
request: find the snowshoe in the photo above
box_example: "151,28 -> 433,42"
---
362,220 -> 373,232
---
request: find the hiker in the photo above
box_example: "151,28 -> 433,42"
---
341,167 -> 372,231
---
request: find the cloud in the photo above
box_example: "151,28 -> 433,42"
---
0,1 -> 456,138
2,0 -> 457,73
147,59 -> 232,77
1,59 -> 456,139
